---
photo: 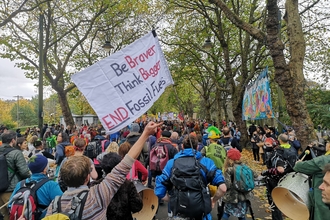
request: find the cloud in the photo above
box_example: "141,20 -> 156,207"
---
0,58 -> 38,100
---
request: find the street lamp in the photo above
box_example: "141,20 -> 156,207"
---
202,38 -> 213,51
13,95 -> 20,127
102,41 -> 113,56
38,14 -> 44,130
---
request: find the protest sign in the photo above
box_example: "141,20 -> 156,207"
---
71,31 -> 174,133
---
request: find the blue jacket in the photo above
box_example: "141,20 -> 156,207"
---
55,141 -> 70,165
9,173 -> 63,219
155,148 -> 225,220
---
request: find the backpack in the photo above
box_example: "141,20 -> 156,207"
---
271,146 -> 299,173
42,190 -> 88,220
283,145 -> 299,171
218,138 -> 233,151
9,178 -> 50,220
205,143 -> 227,170
93,140 -> 108,165
233,164 -> 255,193
149,141 -> 170,177
84,139 -> 102,159
170,156 -> 212,219
0,148 -> 16,192
45,135 -> 57,149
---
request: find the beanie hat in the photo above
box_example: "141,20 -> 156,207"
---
28,155 -> 48,173
161,130 -> 171,138
264,137 -> 277,147
130,123 -> 140,133
227,148 -> 241,161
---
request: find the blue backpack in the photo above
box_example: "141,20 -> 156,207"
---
233,164 -> 255,193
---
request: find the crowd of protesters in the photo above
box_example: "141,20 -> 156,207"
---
1,119 -> 330,220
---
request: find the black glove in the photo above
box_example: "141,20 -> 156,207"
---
261,170 -> 269,176
261,168 -> 279,176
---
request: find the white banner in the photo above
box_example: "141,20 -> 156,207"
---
71,31 -> 173,133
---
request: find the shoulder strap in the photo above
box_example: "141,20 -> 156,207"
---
31,178 -> 50,194
20,179 -> 27,188
51,190 -> 88,218
2,149 -> 18,181
52,195 -> 62,214
228,138 -> 233,145
28,178 -> 50,209
196,157 -> 210,186
2,148 -> 15,156
69,190 -> 89,219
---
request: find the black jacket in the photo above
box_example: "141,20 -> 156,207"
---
90,179 -> 143,220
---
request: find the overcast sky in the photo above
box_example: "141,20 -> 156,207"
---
0,58 -> 38,100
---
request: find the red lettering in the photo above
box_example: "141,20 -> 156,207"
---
117,107 -> 129,120
125,45 -> 156,68
125,56 -> 136,68
102,115 -> 114,129
138,60 -> 161,80
102,107 -> 130,129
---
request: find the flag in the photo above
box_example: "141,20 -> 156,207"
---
71,31 -> 174,133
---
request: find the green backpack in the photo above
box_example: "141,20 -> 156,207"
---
46,135 -> 57,149
205,143 -> 227,170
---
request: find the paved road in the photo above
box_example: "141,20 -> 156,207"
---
153,185 -> 272,220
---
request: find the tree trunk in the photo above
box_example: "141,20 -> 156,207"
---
209,0 -> 316,147
57,91 -> 74,127
205,103 -> 212,122
216,90 -> 222,126
266,0 -> 316,147
232,81 -> 249,147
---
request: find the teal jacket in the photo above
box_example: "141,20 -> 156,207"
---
293,155 -> 330,220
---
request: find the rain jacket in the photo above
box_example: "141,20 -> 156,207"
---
0,144 -> 31,192
155,148 -> 225,220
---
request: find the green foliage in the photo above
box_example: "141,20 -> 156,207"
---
10,102 -> 38,127
305,86 -> 330,127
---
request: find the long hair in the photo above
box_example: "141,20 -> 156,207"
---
223,157 -> 242,172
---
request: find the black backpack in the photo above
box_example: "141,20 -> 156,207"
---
170,156 -> 212,219
283,146 -> 299,171
271,146 -> 298,173
0,148 -> 16,192
84,139 -> 102,159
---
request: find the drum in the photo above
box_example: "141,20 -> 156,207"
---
271,172 -> 310,220
132,181 -> 158,220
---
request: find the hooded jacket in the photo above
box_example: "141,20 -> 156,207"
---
155,148 -> 225,220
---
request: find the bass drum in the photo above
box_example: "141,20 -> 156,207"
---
271,172 -> 310,220
132,181 -> 158,220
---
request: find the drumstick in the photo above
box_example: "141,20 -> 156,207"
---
0,201 -> 9,210
301,150 -> 310,161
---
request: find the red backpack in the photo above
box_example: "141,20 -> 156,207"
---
10,178 -> 49,220
149,141 -> 171,177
